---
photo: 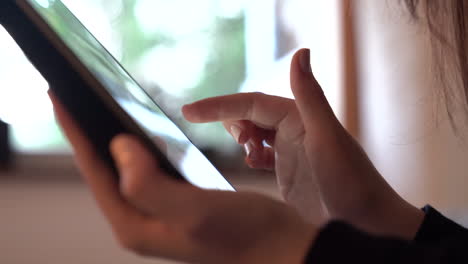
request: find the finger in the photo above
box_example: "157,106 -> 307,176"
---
49,92 -> 145,227
290,49 -> 340,134
223,120 -> 275,147
245,147 -> 275,170
182,93 -> 295,130
222,120 -> 252,144
110,136 -> 251,261
111,135 -> 200,219
50,93 -> 201,261
111,134 -> 165,213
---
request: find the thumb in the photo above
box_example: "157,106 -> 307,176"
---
110,135 -> 166,194
290,49 -> 339,133
110,134 -> 174,213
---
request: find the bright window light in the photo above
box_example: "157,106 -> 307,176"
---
36,0 -> 53,8
0,0 -> 343,153
134,0 -> 215,37
136,38 -> 210,97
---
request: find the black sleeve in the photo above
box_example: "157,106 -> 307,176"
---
414,206 -> 468,243
305,206 -> 468,263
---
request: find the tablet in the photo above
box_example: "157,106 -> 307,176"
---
0,0 -> 235,191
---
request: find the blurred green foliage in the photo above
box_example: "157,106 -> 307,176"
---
13,0 -> 247,152
112,0 -> 247,148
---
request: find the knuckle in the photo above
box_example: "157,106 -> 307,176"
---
250,92 -> 268,104
250,91 -> 265,97
245,92 -> 264,119
248,92 -> 266,104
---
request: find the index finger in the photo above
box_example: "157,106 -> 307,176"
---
182,92 -> 295,130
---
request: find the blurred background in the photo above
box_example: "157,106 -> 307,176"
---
0,0 -> 341,154
2,0 -> 468,263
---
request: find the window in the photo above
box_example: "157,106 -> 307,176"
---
0,0 -> 343,161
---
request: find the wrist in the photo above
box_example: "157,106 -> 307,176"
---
284,221 -> 318,264
246,207 -> 318,264
350,191 -> 425,240
275,221 -> 317,264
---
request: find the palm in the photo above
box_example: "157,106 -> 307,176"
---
183,92 -> 379,225
274,131 -> 329,224
273,108 -> 386,225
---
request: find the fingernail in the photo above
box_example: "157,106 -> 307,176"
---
299,49 -> 312,74
230,125 -> 243,144
244,141 -> 259,161
244,141 -> 252,156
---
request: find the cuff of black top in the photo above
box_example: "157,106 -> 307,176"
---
304,221 -> 410,263
414,205 -> 467,243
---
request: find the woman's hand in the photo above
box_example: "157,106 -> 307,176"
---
182,49 -> 424,238
50,95 -> 316,264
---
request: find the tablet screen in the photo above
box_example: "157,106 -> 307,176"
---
25,0 -> 234,191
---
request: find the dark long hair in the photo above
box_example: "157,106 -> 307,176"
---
404,0 -> 468,129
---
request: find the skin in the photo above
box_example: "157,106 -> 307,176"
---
183,49 -> 425,238
52,101 -> 316,264
52,49 -> 424,263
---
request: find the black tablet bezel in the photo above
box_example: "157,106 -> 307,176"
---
0,0 -> 212,183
